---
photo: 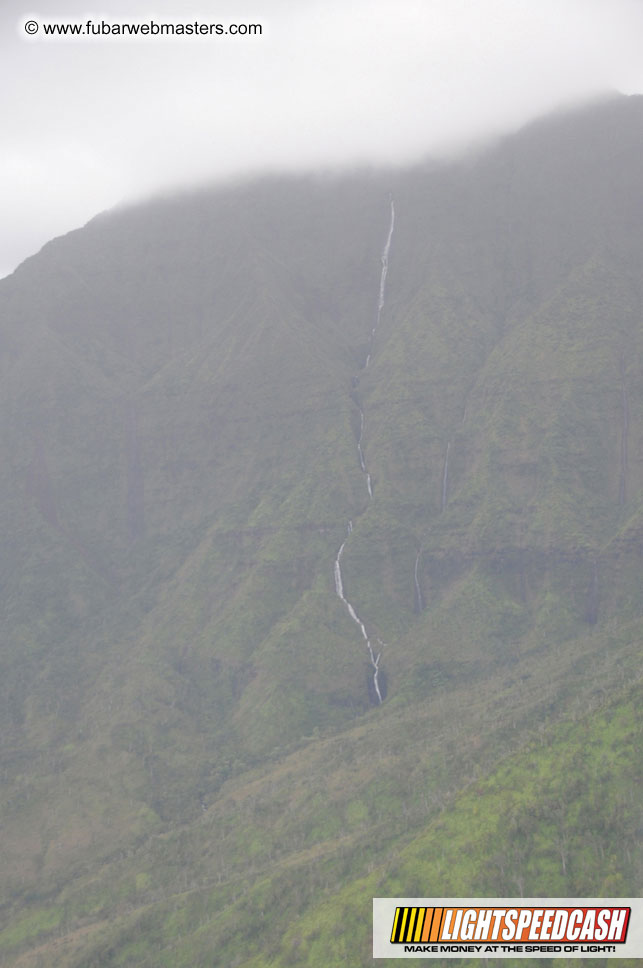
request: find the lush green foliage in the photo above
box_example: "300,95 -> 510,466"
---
1,94 -> 642,966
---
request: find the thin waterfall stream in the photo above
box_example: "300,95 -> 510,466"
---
333,198 -> 395,705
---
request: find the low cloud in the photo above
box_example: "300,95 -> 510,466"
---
2,0 -> 643,276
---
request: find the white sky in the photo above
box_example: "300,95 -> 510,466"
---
2,0 -> 643,278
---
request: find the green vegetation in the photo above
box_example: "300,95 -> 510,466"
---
0,94 -> 642,966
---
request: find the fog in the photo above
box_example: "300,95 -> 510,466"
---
2,0 -> 643,278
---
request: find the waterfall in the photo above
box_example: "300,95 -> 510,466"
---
357,199 -> 395,487
366,641 -> 383,704
332,198 -> 395,705
333,540 -> 347,598
369,198 -> 395,364
377,200 -> 395,317
334,538 -> 380,699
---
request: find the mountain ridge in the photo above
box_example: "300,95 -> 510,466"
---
1,92 -> 642,966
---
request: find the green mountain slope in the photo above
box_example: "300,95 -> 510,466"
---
1,93 -> 642,966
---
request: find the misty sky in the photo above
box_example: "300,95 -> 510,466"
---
2,0 -> 643,279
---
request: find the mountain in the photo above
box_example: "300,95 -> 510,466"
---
0,93 -> 642,967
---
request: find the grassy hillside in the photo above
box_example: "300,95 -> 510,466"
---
0,94 -> 642,966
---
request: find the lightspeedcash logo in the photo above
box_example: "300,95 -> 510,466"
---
373,898 -> 643,959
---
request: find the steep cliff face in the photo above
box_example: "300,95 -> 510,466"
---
1,94 -> 642,967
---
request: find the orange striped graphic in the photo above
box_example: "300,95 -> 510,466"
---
391,907 -> 447,944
